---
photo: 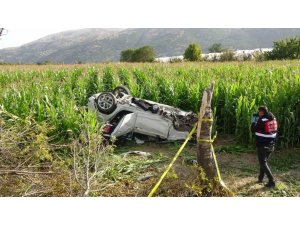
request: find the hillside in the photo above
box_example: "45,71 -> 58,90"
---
1,28 -> 300,64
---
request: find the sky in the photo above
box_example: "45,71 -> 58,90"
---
0,28 -> 74,49
1,0 -> 299,50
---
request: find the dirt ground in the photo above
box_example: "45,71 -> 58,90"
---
1,136 -> 298,197
218,151 -> 300,197
117,138 -> 300,197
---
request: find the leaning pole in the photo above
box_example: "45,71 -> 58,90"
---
197,81 -> 216,179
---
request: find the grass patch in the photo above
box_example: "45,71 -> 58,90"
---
269,148 -> 300,172
238,165 -> 257,175
215,144 -> 255,154
268,182 -> 297,197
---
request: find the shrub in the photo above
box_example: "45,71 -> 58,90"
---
267,37 -> 300,60
209,43 -> 225,53
120,46 -> 156,62
184,43 -> 202,61
120,49 -> 135,62
220,50 -> 236,61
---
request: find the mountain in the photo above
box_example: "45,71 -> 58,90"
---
1,28 -> 300,64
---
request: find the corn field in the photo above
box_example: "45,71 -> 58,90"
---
1,61 -> 300,148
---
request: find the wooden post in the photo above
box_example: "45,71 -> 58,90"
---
197,81 -> 216,179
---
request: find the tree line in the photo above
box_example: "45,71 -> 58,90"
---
120,36 -> 300,62
120,46 -> 156,62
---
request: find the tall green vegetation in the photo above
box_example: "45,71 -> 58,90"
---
1,62 -> 300,148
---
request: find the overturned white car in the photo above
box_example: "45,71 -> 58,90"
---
87,86 -> 198,142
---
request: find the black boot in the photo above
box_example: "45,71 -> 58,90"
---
257,179 -> 263,184
265,180 -> 276,188
257,172 -> 264,184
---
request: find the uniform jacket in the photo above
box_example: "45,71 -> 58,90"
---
251,112 -> 277,146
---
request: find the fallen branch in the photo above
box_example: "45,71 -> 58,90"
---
0,170 -> 55,175
0,165 -> 52,169
23,190 -> 48,197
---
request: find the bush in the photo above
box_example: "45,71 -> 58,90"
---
131,46 -> 156,62
253,51 -> 268,62
120,49 -> 135,62
220,50 -> 236,62
242,54 -> 253,61
209,43 -> 225,53
169,57 -> 183,63
267,37 -> 300,60
120,46 -> 156,62
184,43 -> 202,61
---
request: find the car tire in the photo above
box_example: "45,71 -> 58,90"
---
113,86 -> 131,97
150,104 -> 159,113
95,92 -> 117,114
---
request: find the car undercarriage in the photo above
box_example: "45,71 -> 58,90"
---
88,86 -> 198,143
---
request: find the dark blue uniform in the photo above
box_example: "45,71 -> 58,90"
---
251,112 -> 277,185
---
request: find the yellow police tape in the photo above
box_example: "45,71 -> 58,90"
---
147,122 -> 198,197
199,118 -> 214,123
148,117 -> 223,197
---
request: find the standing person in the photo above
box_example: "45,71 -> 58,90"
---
251,106 -> 278,188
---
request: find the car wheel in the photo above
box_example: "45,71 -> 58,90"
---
96,92 -> 117,114
150,104 -> 159,113
113,86 -> 131,97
